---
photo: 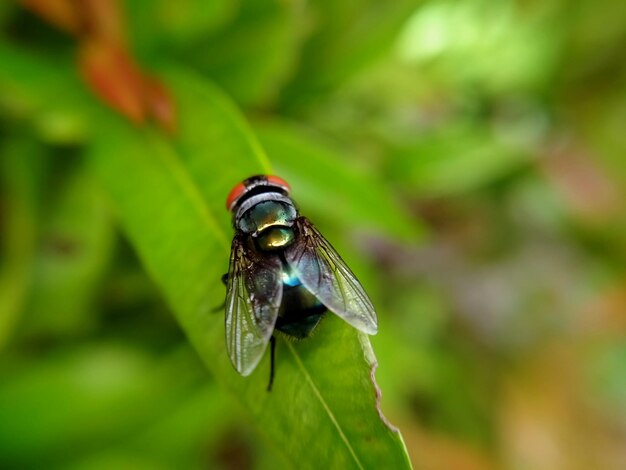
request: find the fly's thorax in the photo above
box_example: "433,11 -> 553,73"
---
234,193 -> 298,251
235,195 -> 297,233
256,226 -> 295,251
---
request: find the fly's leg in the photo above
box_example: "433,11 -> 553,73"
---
211,273 -> 229,313
267,335 -> 276,392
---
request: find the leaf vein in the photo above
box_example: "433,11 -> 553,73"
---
285,342 -> 364,470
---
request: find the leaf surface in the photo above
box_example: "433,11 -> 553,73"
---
90,69 -> 412,469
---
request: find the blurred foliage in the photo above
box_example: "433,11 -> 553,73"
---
1,0 -> 626,468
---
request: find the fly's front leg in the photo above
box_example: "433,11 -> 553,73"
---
267,335 -> 276,392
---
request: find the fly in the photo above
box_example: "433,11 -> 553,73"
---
223,175 -> 378,390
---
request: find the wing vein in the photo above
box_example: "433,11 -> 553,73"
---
285,218 -> 377,335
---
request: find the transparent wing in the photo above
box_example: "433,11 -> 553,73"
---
285,217 -> 378,335
225,234 -> 282,376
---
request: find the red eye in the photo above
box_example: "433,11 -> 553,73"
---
226,175 -> 291,212
267,175 -> 290,192
226,181 -> 247,211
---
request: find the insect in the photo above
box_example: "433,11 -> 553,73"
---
223,175 -> 378,390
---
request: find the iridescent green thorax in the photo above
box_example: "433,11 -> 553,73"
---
237,200 -> 297,235
256,226 -> 295,251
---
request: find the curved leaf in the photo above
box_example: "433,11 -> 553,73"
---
90,69 -> 411,468
0,46 -> 411,468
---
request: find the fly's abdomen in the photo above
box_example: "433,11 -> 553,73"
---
276,279 -> 326,339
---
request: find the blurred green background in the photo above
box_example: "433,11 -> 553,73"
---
2,0 -> 626,468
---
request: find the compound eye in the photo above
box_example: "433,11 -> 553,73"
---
267,175 -> 291,193
226,181 -> 247,211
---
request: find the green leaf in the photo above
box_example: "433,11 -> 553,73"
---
0,44 -> 87,144
127,0 -> 238,51
280,0 -> 417,108
89,68 -> 411,468
0,345 -> 207,467
0,44 -> 411,468
254,119 -> 425,242
22,164 -> 115,337
0,139 -> 42,348
187,0 -> 302,107
389,124 -> 530,197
